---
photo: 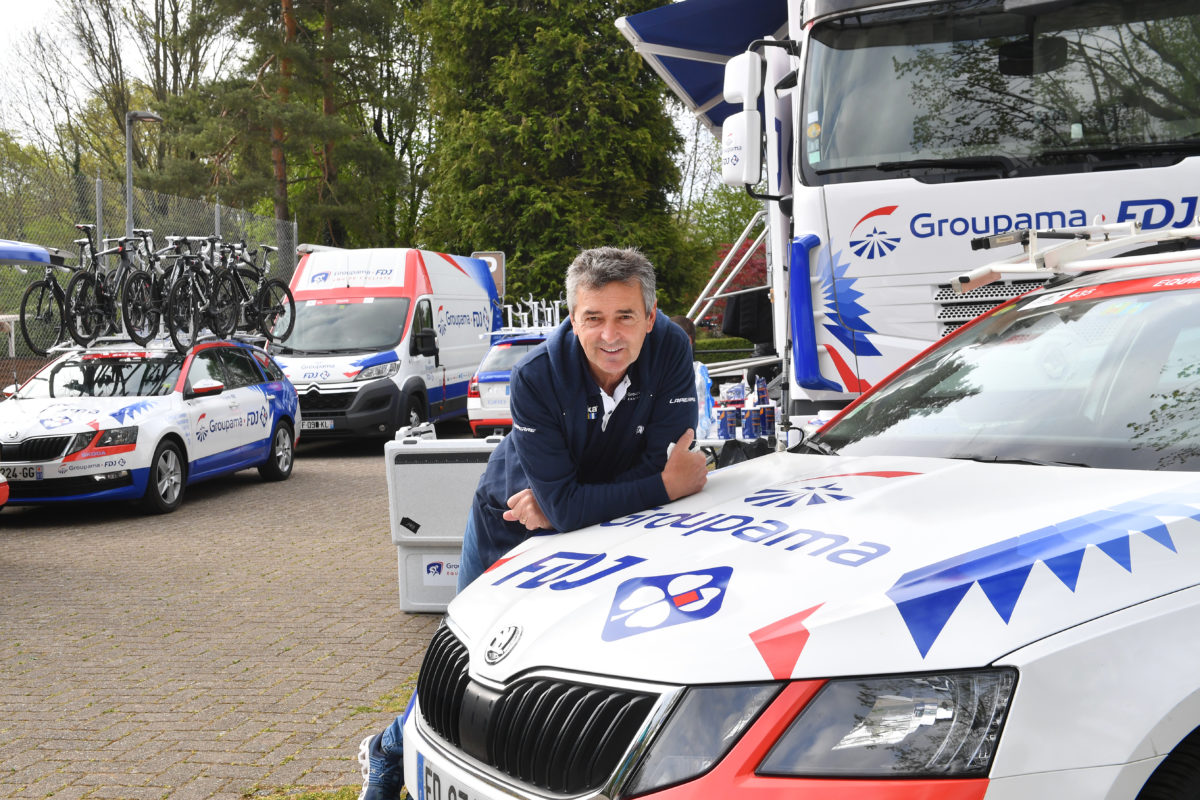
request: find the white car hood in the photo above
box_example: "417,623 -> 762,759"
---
451,453 -> 1200,686
0,396 -> 167,437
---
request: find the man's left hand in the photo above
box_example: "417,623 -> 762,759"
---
503,488 -> 551,530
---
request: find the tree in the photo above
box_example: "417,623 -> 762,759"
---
416,0 -> 707,310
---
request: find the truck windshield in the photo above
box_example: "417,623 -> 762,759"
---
283,297 -> 412,353
816,281 -> 1200,471
802,0 -> 1200,183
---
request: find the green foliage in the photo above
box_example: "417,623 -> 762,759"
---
415,0 -> 707,311
695,335 -> 754,364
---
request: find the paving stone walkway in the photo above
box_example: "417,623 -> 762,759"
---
0,436 -> 449,799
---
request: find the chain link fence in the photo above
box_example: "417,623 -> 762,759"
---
0,160 -> 298,383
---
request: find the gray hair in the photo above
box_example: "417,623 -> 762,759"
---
565,247 -> 657,316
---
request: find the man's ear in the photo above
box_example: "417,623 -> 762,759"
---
646,302 -> 657,331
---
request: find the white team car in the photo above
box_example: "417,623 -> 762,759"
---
0,339 -> 300,513
403,233 -> 1200,799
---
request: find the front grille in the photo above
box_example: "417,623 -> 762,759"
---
417,625 -> 659,795
1,436 -> 72,462
300,390 -> 353,413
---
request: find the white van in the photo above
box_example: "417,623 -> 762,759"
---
273,247 -> 502,438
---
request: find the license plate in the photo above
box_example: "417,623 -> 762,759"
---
416,744 -> 502,800
481,384 -> 510,410
301,419 -> 334,430
0,464 -> 43,480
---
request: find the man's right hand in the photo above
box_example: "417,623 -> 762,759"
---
662,428 -> 707,501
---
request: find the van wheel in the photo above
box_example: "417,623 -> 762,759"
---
141,440 -> 185,514
258,421 -> 294,482
403,395 -> 426,428
1137,726 -> 1200,799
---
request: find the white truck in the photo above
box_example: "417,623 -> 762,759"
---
618,0 -> 1200,420
274,247 -> 504,438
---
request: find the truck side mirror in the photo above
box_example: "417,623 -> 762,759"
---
721,110 -> 763,187
413,327 -> 439,359
720,50 -> 765,188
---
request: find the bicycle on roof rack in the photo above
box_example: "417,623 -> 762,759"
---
120,230 -> 191,346
14,243 -> 76,357
63,224 -> 149,347
210,240 -> 296,343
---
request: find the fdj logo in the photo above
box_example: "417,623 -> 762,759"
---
848,205 -> 901,260
602,567 -> 732,642
1118,197 -> 1200,230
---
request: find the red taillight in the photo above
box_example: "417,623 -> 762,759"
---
468,376 -> 479,398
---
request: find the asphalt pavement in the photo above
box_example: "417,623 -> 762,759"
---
0,422 -> 473,799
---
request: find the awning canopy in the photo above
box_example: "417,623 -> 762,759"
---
616,0 -> 788,135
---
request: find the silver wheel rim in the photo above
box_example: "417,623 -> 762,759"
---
274,428 -> 293,473
156,448 -> 182,504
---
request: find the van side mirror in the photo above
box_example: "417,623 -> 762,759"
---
413,327 -> 439,358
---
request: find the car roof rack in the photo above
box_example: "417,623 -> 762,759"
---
953,219 -> 1200,294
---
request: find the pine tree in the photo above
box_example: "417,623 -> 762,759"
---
416,0 -> 706,310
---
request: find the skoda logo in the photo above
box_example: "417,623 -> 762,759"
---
483,625 -> 522,665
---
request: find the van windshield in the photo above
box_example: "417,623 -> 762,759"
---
282,297 -> 411,353
803,0 -> 1200,183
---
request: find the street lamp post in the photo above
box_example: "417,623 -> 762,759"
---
125,110 -> 163,238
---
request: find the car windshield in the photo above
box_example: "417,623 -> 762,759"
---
803,0 -> 1200,183
817,280 -> 1200,470
479,340 -> 542,372
19,353 -> 183,399
282,297 -> 411,353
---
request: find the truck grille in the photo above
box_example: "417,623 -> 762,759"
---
416,625 -> 658,795
1,436 -> 72,462
934,278 -> 1047,336
299,389 -> 352,412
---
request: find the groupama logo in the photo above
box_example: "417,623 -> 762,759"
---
848,205 -> 902,260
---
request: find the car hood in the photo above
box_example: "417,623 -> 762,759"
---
450,453 -> 1200,686
0,396 -> 169,437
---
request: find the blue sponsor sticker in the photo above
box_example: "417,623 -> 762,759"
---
602,567 -> 732,642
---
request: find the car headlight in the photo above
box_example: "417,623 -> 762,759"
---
357,361 -> 400,381
64,426 -> 139,456
758,668 -> 1016,778
624,683 -> 779,796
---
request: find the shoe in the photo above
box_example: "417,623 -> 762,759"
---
358,733 -> 405,800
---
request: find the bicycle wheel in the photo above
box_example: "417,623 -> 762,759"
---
166,274 -> 200,354
122,269 -> 159,345
208,271 -> 240,339
65,271 -> 106,346
19,279 -> 64,356
252,278 -> 295,341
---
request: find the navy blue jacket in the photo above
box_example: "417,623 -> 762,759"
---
469,310 -> 698,569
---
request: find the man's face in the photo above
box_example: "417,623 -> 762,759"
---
570,279 -> 656,392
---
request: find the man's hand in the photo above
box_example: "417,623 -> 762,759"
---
662,428 -> 707,501
503,488 -> 552,530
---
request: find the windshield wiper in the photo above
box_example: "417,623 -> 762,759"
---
954,455 -> 1091,468
788,436 -> 839,456
875,155 -> 1018,177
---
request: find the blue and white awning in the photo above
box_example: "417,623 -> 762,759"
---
616,0 -> 788,134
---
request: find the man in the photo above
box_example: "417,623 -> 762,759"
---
358,246 -> 708,800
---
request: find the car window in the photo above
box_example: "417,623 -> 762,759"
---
253,350 -> 286,382
479,341 -> 542,372
819,286 -> 1200,470
25,354 -> 183,398
186,350 -> 226,391
217,348 -> 264,389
